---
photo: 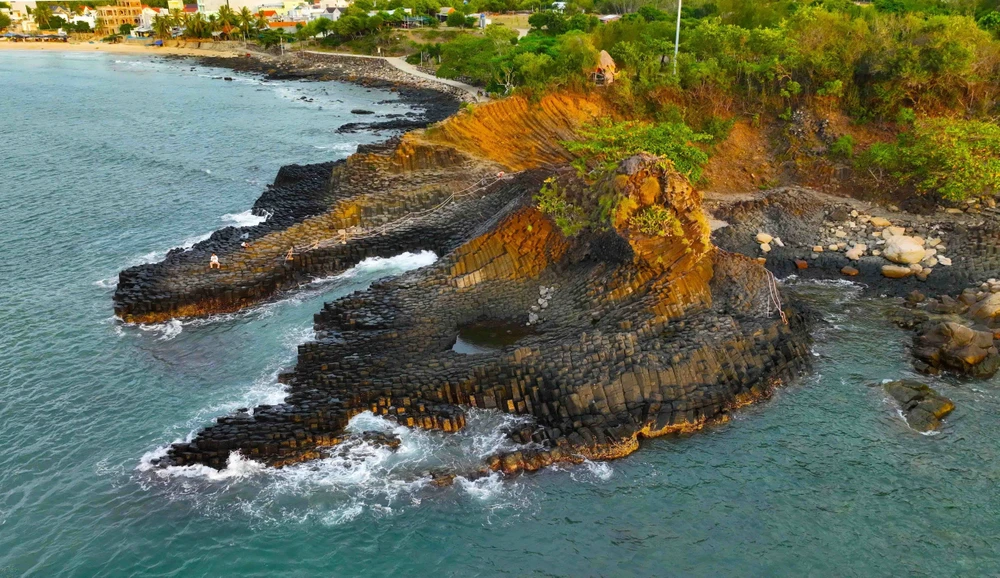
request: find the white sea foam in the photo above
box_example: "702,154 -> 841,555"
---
123,231 -> 213,269
132,250 -> 540,520
221,209 -> 269,228
312,142 -> 359,153
324,250 -> 438,282
457,471 -> 507,500
143,450 -> 268,481
94,275 -> 118,289
139,408 -> 534,524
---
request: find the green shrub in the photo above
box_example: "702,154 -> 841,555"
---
830,134 -> 856,158
628,205 -> 684,237
701,116 -> 736,143
563,120 -> 712,182
535,178 -> 590,236
860,118 -> 1000,201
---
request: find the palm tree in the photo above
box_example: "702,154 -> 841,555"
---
34,3 -> 52,29
169,8 -> 183,27
254,10 -> 268,32
237,6 -> 253,38
153,13 -> 172,38
217,4 -> 235,27
184,12 -> 208,38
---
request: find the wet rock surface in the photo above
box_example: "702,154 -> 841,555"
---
197,52 -> 464,126
709,187 -> 1000,298
913,321 -> 1000,378
157,156 -> 813,472
883,380 -> 954,432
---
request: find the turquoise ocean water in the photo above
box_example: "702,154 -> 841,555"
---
1,51 -> 998,577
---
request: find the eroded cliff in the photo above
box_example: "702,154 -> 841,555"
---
155,155 -> 811,473
114,93 -> 614,323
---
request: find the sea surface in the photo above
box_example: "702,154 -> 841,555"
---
1,51 -> 999,577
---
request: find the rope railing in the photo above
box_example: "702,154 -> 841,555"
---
763,268 -> 788,325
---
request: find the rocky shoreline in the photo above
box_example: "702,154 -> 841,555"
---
709,186 -> 1000,381
119,84 -> 994,477
150,154 -> 814,474
197,51 -> 465,131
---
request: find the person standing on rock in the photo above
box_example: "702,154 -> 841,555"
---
209,253 -> 221,269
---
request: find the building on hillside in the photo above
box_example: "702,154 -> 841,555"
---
67,11 -> 97,29
591,50 -> 616,85
11,10 -> 38,33
267,20 -> 296,31
166,0 -> 183,11
281,0 -> 305,14
136,5 -> 165,33
96,0 -> 142,35
285,3 -> 324,21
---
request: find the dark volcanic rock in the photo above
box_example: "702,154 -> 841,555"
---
709,187 -> 1000,299
913,321 -> 1000,377
157,156 -> 814,472
883,380 -> 954,432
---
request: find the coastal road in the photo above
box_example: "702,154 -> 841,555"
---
301,50 -> 485,102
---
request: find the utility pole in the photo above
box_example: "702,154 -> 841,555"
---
673,0 -> 681,76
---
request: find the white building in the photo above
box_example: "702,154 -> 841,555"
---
137,6 -> 166,32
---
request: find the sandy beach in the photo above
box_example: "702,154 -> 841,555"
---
0,39 -> 240,57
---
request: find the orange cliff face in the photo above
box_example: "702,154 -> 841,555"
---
409,92 -> 614,171
114,92 -> 616,325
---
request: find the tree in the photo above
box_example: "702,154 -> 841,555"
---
238,6 -> 253,37
153,13 -> 172,38
980,10 -> 1000,36
862,118 -> 1000,201
254,10 -> 268,31
184,12 -> 208,37
217,3 -> 235,26
446,10 -> 471,27
0,12 -> 10,31
34,3 -> 52,28
119,23 -> 133,35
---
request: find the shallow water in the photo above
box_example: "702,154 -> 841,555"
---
2,52 -> 999,576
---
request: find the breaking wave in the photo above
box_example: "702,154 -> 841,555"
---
221,210 -> 269,228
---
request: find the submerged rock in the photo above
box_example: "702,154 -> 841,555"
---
883,380 -> 954,432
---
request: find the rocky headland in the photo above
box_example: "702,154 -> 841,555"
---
120,57 -> 995,474
122,90 -> 816,474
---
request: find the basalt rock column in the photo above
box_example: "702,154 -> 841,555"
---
159,155 -> 812,472
114,93 -> 613,324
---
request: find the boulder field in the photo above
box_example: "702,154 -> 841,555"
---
709,187 -> 1000,378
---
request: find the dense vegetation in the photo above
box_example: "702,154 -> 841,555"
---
862,117 -> 1000,200
402,0 -> 1000,201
